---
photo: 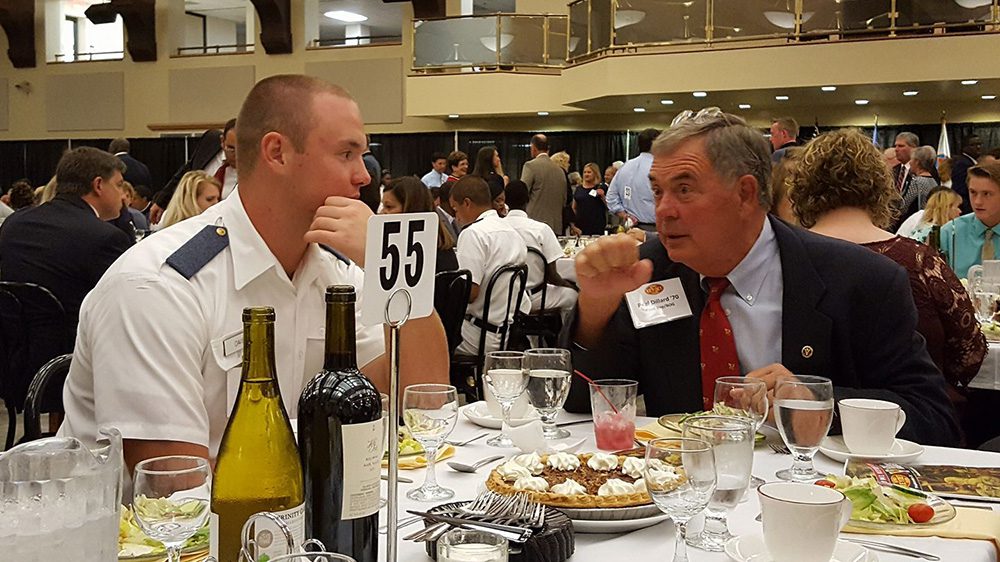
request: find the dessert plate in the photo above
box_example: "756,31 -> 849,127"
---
724,535 -> 876,562
570,512 -> 671,533
461,401 -> 539,429
818,436 -> 924,464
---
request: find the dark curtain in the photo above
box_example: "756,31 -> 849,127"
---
369,133 -> 454,179
23,140 -> 70,188
0,142 -> 28,190
130,137 -> 189,193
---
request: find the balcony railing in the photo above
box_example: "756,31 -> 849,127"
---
412,13 -> 568,73
567,0 -> 1000,62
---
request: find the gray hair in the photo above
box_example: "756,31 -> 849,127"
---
912,145 -> 937,172
651,112 -> 773,209
895,132 -> 919,147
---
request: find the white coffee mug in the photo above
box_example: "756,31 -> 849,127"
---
839,398 -> 906,456
758,482 -> 852,562
482,377 -> 533,420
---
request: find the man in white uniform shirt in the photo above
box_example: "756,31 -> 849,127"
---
450,176 -> 529,355
59,75 -> 449,471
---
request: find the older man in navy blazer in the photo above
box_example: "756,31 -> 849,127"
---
564,111 -> 960,448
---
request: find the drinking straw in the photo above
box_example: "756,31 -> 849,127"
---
573,369 -> 620,415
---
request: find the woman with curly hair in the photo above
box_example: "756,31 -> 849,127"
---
789,128 -> 985,414
157,170 -> 221,230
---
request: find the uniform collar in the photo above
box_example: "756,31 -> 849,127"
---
506,209 -> 527,218
218,190 -> 286,291
700,218 -> 776,306
475,209 -> 500,221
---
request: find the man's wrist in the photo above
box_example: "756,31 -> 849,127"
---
574,292 -> 621,348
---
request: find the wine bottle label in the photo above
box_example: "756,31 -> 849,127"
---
254,503 -> 306,559
340,418 -> 383,519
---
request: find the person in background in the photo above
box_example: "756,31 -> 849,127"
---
607,128 -> 660,233
7,180 -> 35,211
421,151 -> 449,188
941,161 -> 1000,279
129,182 -> 155,222
34,176 -> 57,206
573,162 -> 608,235
151,126 -> 225,224
109,137 -> 153,198
120,182 -> 150,233
951,135 -> 982,214
157,171 -> 222,230
444,150 -> 469,184
900,187 -> 962,242
522,134 -> 568,235
380,176 -> 458,273
769,117 -> 799,163
883,147 -> 900,170
432,184 -> 459,242
789,128 -> 985,421
939,157 -> 954,188
893,145 -> 940,231
768,146 -> 802,224
892,132 -> 920,197
471,146 -> 508,201
212,119 -> 239,199
359,143 -> 382,213
604,165 -> 617,186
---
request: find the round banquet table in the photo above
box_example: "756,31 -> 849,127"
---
380,413 -> 999,562
970,341 -> 1000,391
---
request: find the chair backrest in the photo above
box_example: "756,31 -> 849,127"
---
434,269 -> 473,355
525,246 -> 548,310
0,282 -> 71,411
476,263 -> 528,360
23,354 -> 72,442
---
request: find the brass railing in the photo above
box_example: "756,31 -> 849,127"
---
411,13 -> 568,73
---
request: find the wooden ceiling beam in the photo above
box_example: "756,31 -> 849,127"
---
0,0 -> 36,68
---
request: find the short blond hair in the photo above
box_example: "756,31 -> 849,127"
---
160,171 -> 220,229
550,151 -> 570,172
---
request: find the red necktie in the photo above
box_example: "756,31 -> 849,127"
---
895,167 -> 906,192
213,162 -> 229,186
700,277 -> 741,408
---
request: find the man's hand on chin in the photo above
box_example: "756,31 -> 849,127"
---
304,196 -> 372,267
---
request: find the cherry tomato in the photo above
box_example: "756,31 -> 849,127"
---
815,479 -> 837,488
908,503 -> 934,523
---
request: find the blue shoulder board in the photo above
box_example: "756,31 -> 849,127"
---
319,244 -> 351,265
166,225 -> 230,280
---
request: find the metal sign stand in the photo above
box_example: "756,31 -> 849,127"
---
385,288 -> 412,562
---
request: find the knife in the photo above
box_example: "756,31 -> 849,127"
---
405,510 -> 534,542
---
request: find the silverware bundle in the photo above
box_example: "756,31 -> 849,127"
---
402,490 -> 546,543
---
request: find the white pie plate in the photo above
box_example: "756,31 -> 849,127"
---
818,436 -> 924,464
558,503 -> 663,521
570,512 -> 671,533
460,401 -> 539,429
725,534 -> 877,562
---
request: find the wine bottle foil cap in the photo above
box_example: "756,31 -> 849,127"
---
242,306 -> 275,322
325,285 -> 356,303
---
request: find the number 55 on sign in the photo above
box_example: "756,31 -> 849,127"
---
361,213 -> 439,325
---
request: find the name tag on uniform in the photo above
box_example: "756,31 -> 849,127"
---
625,278 -> 692,329
222,332 -> 243,357
623,185 -> 633,200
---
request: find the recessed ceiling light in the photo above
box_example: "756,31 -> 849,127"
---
775,95 -> 789,101
447,114 -> 459,119
855,99 -> 870,105
660,99 -> 674,105
821,86 -> 837,92
693,91 -> 708,98
633,107 -> 646,112
903,90 -> 919,96
324,10 -> 367,22
983,95 -> 997,100
738,104 -> 751,109
962,80 -> 979,85
537,111 -> 549,116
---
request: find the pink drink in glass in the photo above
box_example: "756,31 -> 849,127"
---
594,411 -> 636,450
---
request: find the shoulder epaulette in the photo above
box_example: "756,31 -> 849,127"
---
166,225 -> 230,280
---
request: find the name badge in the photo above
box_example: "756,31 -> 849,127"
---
222,332 -> 243,357
589,189 -> 599,198
623,185 -> 633,200
625,278 -> 693,329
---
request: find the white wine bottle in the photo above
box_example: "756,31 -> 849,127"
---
299,286 -> 381,562
211,307 -> 305,562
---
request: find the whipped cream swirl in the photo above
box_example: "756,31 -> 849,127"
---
511,452 -> 545,475
597,478 -> 634,496
547,452 -> 581,471
621,457 -> 645,479
645,465 -> 682,489
550,478 -> 587,495
513,475 -> 550,492
497,460 -> 533,482
586,452 -> 619,471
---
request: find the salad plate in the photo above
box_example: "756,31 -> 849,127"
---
657,412 -> 766,443
818,436 -> 923,463
724,535 -> 875,562
461,401 -> 540,429
819,475 -> 957,530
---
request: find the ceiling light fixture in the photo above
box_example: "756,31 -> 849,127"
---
983,95 -> 997,100
962,80 -> 979,85
955,0 -> 991,8
855,99 -> 870,105
821,86 -> 837,92
323,10 -> 367,22
738,104 -> 751,109
693,91 -> 708,98
480,33 -> 514,51
763,10 -> 814,29
660,99 -> 674,105
448,114 -> 459,119
633,107 -> 646,112
537,111 -> 549,116
614,9 -> 646,30
903,90 -> 919,96
775,95 -> 789,101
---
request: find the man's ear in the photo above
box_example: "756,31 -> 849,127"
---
736,174 -> 760,209
259,132 -> 288,172
90,176 -> 103,195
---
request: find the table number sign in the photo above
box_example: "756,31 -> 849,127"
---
361,212 -> 439,325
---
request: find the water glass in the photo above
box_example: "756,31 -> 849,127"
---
774,375 -> 834,482
680,416 -> 754,552
483,351 -> 529,448
645,438 -> 717,562
524,348 -> 572,439
589,379 -> 638,451
713,376 -> 768,487
438,528 -> 509,562
402,384 -> 459,501
132,455 -> 212,562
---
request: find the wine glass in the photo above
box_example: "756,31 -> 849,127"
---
645,438 -> 717,562
403,384 -> 459,501
524,348 -> 572,439
713,376 -> 768,487
680,416 -> 754,552
132,456 -> 212,562
483,351 -> 528,448
774,375 -> 834,482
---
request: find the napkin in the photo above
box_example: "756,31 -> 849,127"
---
381,445 -> 455,470
508,420 -> 586,454
845,507 -> 1000,552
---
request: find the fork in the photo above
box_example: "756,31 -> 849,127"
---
769,442 -> 791,455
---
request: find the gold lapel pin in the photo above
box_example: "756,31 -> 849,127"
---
801,345 -> 814,359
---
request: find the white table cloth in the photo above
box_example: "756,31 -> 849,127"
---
382,414 -> 999,562
971,342 -> 1000,391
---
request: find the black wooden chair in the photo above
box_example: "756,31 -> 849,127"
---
434,269 -> 473,356
450,263 -> 528,402
22,354 -> 72,443
0,282 -> 72,449
509,247 -> 565,349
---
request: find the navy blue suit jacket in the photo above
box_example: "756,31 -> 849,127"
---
566,216 -> 961,446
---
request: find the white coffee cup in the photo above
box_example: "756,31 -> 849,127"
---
839,398 -> 906,456
482,377 -> 533,419
758,482 -> 852,562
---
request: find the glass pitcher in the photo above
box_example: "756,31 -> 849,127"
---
0,427 -> 123,561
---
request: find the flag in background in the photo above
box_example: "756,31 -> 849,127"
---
937,116 -> 951,170
871,114 -> 879,146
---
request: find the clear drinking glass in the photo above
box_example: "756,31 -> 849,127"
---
438,528 -> 509,562
524,348 -> 572,439
645,438 -> 717,562
483,351 -> 529,448
774,375 -> 835,482
132,455 -> 212,562
680,416 -> 754,552
713,376 -> 768,488
403,384 -> 459,501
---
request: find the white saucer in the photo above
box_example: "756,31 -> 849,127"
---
460,401 -> 539,429
571,512 -> 671,533
818,436 -> 924,463
725,535 -> 876,562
